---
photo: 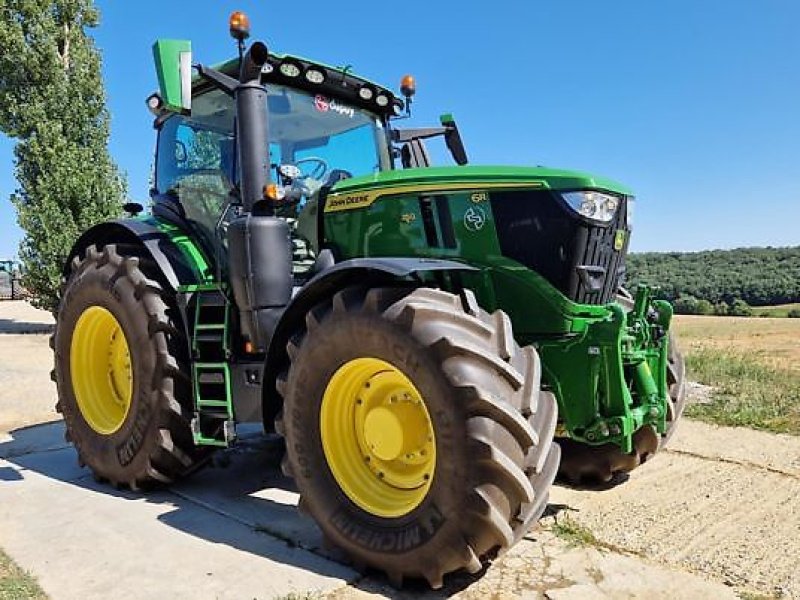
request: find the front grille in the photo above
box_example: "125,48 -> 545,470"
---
490,190 -> 629,305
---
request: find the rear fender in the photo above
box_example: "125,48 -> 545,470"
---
63,218 -> 211,290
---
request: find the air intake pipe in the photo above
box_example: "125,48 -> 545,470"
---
226,41 -> 293,351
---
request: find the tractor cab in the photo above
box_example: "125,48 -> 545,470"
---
148,36 -> 466,277
152,78 -> 391,274
149,42 -> 403,278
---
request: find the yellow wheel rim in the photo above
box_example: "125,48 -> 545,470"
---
69,306 -> 133,435
320,358 -> 436,518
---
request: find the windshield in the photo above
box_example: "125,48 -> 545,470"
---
266,84 -> 389,179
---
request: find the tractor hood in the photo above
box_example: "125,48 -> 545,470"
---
330,165 -> 633,197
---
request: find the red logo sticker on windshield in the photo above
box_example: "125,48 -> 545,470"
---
314,95 -> 330,112
313,94 -> 354,118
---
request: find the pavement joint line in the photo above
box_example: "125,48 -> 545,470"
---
664,447 -> 800,480
169,487 -> 363,585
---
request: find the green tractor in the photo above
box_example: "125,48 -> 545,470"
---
0,260 -> 23,300
51,13 -> 685,588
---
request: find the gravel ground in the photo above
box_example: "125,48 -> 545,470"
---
550,419 -> 800,598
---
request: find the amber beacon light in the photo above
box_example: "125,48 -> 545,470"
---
229,11 -> 251,41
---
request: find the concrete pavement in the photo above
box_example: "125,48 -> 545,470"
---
0,423 -> 356,599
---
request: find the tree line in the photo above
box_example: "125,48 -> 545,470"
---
625,246 -> 800,316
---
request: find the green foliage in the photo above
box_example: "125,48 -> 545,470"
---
0,0 -> 125,310
696,298 -> 714,315
627,247 -> 800,308
729,298 -> 753,317
789,309 -> 800,319
672,295 -> 714,315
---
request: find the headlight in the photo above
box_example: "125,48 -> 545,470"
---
561,191 -> 621,223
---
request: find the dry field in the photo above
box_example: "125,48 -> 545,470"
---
673,314 -> 800,372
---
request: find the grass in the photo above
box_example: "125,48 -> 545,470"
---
672,315 -> 800,435
550,517 -> 600,548
751,302 -> 800,318
684,349 -> 800,435
0,549 -> 46,600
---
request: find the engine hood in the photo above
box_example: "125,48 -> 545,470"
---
330,165 -> 633,197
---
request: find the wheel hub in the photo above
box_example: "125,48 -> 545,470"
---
69,306 -> 133,435
320,358 -> 436,518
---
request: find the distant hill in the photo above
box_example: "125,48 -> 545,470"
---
626,246 -> 800,307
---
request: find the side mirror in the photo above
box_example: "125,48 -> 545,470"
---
153,39 -> 193,113
440,114 -> 468,166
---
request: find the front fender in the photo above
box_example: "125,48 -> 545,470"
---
261,257 -> 477,431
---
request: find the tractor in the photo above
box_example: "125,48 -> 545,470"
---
0,260 -> 23,300
51,12 -> 686,588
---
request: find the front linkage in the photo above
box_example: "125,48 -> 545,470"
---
538,285 -> 674,480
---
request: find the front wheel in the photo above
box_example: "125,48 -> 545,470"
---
276,287 -> 559,588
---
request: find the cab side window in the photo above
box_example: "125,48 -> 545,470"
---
155,89 -> 236,241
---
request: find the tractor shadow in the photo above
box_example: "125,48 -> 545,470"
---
0,422 -> 350,582
0,421 -> 556,597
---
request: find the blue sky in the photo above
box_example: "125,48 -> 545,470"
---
1,0 -> 799,258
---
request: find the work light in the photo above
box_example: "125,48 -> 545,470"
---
279,62 -> 301,78
305,68 -> 326,84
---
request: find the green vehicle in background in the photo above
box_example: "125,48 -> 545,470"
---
50,13 -> 685,588
0,260 -> 24,300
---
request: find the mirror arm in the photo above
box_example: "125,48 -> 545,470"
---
196,65 -> 239,96
392,127 -> 448,143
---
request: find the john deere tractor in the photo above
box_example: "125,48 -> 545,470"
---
51,13 -> 685,588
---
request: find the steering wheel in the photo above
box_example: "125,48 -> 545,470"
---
294,156 -> 329,181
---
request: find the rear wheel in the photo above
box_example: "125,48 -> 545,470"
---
276,286 -> 560,588
52,244 -> 208,488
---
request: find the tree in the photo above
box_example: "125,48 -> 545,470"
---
729,298 -> 753,317
695,299 -> 714,315
0,0 -> 125,310
672,295 -> 700,315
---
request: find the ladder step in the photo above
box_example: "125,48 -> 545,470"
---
198,372 -> 226,385
194,409 -> 230,419
196,323 -> 226,330
197,294 -> 227,307
196,332 -> 225,344
197,399 -> 230,408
